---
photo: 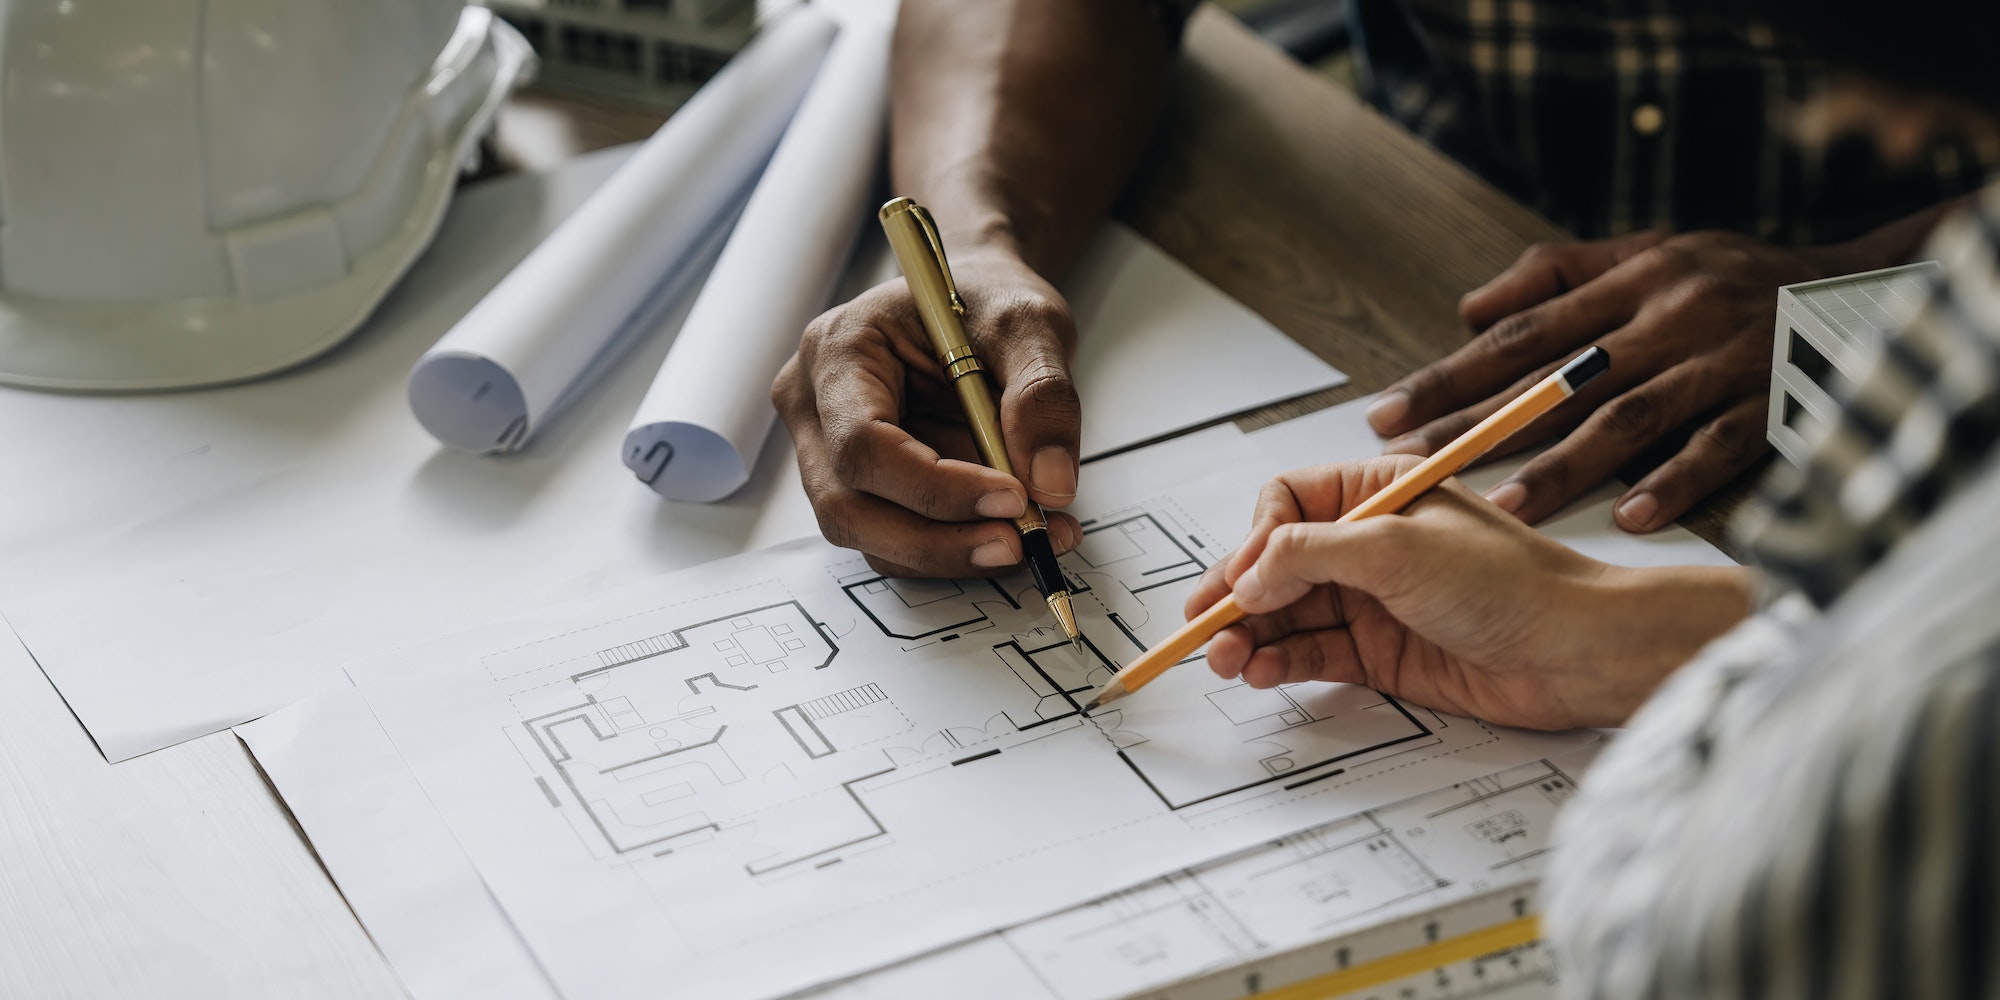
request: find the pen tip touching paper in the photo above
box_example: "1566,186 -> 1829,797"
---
1047,592 -> 1080,642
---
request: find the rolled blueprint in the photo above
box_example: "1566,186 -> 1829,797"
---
620,18 -> 889,501
407,6 -> 838,453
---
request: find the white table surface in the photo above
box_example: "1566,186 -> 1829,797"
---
0,98 -> 619,1000
0,621 -> 402,999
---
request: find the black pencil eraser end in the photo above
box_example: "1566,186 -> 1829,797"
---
1559,346 -> 1611,391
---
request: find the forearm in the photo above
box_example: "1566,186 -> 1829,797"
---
1811,193 -> 1978,274
1581,564 -> 1760,721
889,0 -> 1173,276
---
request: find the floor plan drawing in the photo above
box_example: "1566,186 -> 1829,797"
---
839,506 -> 1447,811
800,750 -> 1595,1000
352,492 -> 1593,1000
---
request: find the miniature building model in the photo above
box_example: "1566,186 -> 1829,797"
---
1768,261 -> 1941,465
480,0 -> 772,108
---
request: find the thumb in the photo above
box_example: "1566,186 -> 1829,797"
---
982,296 -> 1083,507
1230,518 -> 1410,615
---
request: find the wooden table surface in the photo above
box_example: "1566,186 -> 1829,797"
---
0,9 -> 1738,997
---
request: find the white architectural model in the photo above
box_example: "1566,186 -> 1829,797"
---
1768,262 -> 1940,464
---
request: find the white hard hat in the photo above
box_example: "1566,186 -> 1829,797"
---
0,0 -> 534,391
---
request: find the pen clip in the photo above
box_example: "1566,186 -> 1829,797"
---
909,205 -> 966,316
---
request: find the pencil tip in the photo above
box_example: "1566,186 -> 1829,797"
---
1082,681 -> 1128,714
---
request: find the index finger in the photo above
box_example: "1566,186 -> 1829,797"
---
1182,456 -> 1423,620
809,310 -> 1027,523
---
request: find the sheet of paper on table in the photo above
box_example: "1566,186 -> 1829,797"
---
0,145 -> 1344,762
242,397 -> 1736,999
248,685 -> 1599,1000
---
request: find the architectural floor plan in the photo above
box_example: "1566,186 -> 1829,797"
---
350,482 -> 1589,999
242,403 -> 1737,1000
794,749 -> 1593,999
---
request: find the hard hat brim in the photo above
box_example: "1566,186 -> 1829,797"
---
0,9 -> 534,394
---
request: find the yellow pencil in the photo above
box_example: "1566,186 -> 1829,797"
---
1082,346 -> 1609,712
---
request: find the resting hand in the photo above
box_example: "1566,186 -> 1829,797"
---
773,251 -> 1083,577
1367,231 -> 1827,531
1184,457 -> 1756,730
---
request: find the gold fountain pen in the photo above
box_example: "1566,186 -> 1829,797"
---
878,197 -> 1082,646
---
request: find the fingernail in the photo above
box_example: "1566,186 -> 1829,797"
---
1485,480 -> 1528,515
1383,435 -> 1429,456
1234,566 -> 1266,606
976,489 -> 1024,519
1366,390 -> 1410,431
970,538 -> 1015,568
1032,447 -> 1077,501
1617,491 -> 1658,531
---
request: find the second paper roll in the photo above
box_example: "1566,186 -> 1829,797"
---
621,18 -> 891,501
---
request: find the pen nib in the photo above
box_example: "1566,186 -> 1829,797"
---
1047,592 -> 1081,645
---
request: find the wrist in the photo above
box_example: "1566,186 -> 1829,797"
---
1806,195 -> 1973,275
1560,563 -> 1757,725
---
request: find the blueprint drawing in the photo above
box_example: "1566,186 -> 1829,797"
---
350,479 -> 1590,999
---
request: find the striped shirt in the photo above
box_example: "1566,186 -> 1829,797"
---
1147,0 -> 1997,242
1545,186 -> 2000,997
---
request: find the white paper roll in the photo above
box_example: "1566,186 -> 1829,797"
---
407,6 -> 838,453
621,18 -> 889,502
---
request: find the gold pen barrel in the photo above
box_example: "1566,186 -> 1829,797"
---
879,197 -> 1045,532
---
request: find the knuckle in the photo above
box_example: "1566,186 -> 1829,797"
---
829,424 -> 879,487
1518,241 -> 1559,266
1265,522 -> 1308,561
1690,414 -> 1763,462
798,311 -> 835,353
770,355 -> 806,411
811,495 -> 861,552
1404,361 -> 1457,402
986,292 -> 1076,349
1482,313 -> 1544,356
1525,449 -> 1573,492
1671,271 -> 1729,307
1596,392 -> 1661,439
1012,359 -> 1081,420
906,475 -> 948,520
1634,241 -> 1696,276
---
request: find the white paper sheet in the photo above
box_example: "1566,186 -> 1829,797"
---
312,423 -> 1589,1000
237,689 -> 560,1000
241,401 -> 1734,1000
622,19 -> 889,502
407,6 -> 836,454
1065,224 -> 1346,457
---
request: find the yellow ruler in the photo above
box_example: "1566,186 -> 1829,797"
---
1254,915 -> 1542,999
1142,885 -> 1552,1000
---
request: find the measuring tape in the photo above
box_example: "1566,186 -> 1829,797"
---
1143,886 -> 1554,1000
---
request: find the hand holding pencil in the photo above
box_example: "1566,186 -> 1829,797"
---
1084,348 -> 1633,721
